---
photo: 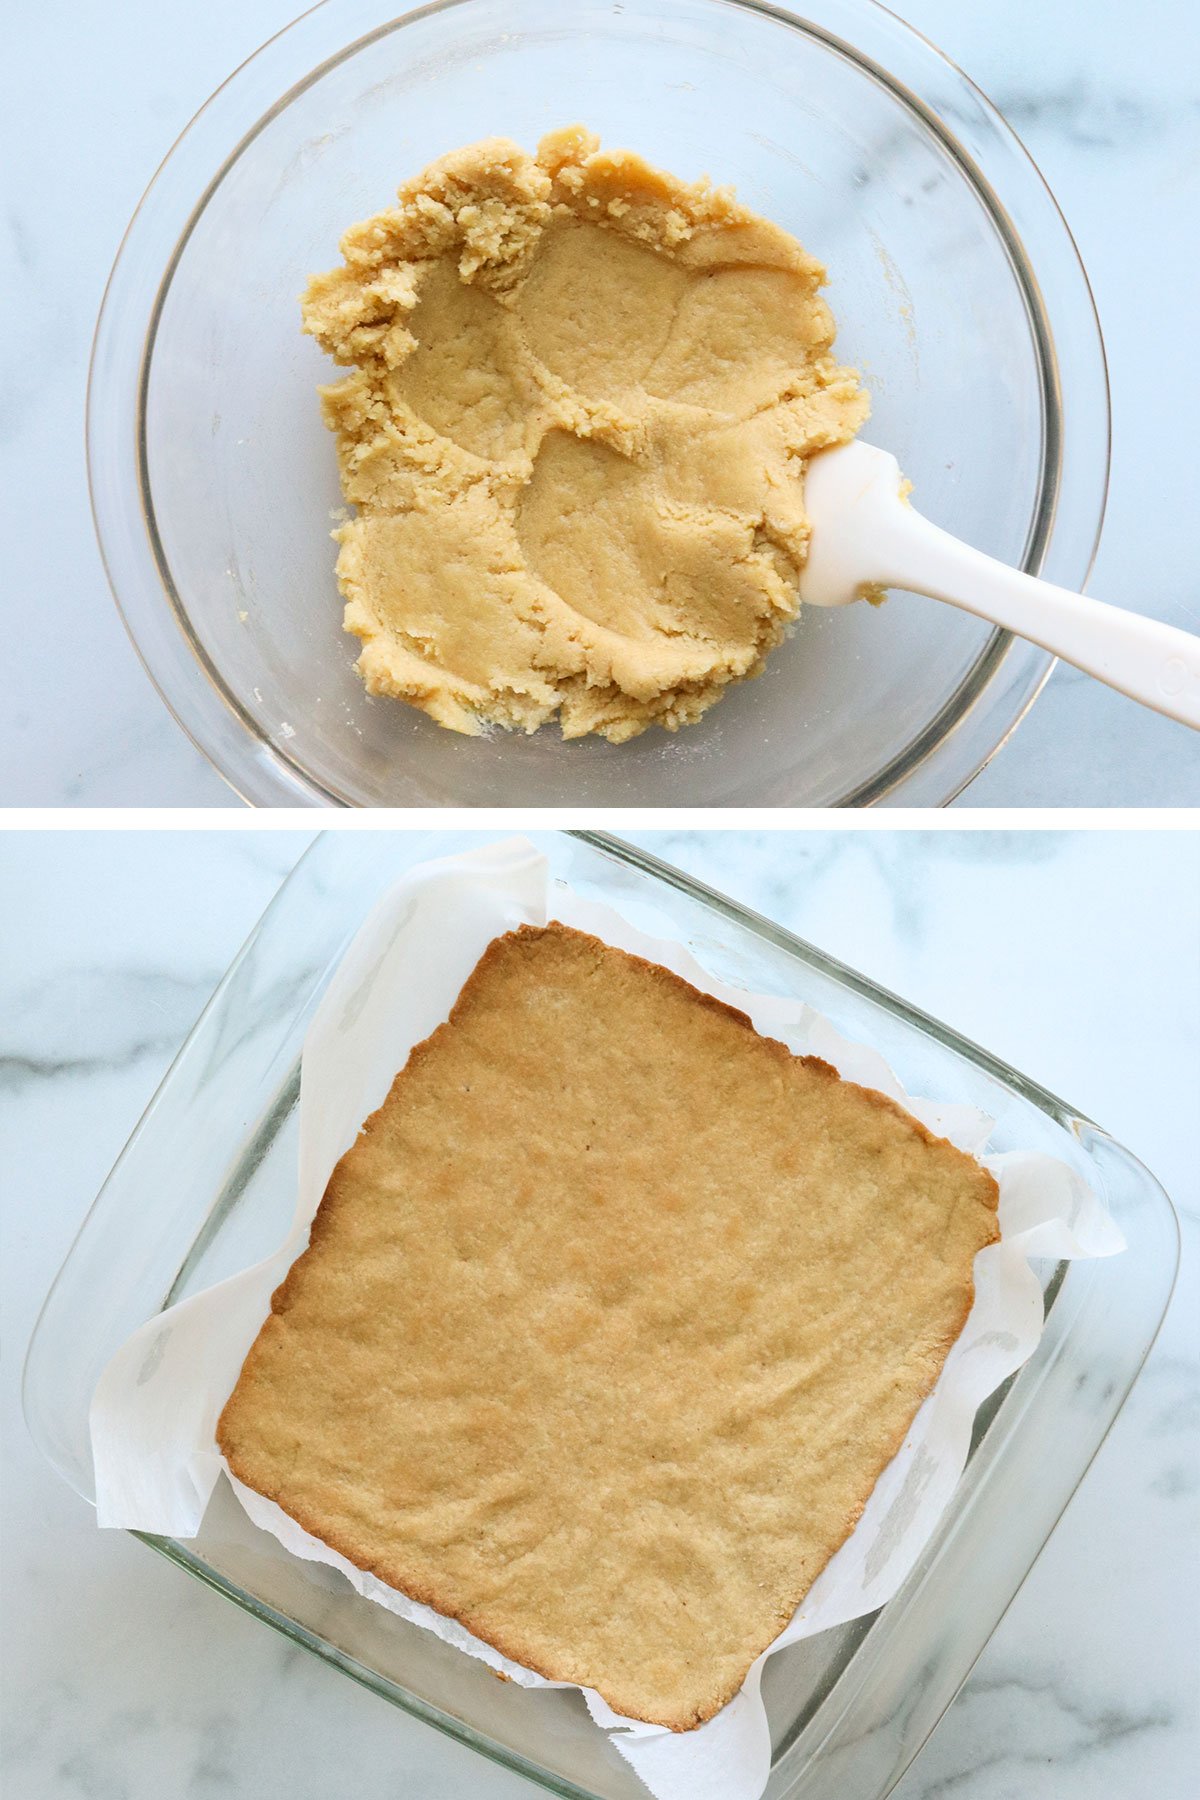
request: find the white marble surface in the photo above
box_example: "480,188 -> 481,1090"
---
2,829 -> 1196,1797
4,0 -> 1200,807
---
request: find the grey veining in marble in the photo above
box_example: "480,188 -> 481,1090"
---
2,830 -> 1196,1798
3,0 -> 1200,806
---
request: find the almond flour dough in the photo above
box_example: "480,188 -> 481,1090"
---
302,128 -> 868,742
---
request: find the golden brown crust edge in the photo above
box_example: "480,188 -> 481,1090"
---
217,922 -> 1000,1730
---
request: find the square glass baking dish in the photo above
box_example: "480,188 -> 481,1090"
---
24,832 -> 1178,1800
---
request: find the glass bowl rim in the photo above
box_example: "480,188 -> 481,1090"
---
86,0 -> 1111,807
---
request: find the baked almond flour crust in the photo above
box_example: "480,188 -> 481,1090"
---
217,924 -> 998,1730
301,126 -> 868,741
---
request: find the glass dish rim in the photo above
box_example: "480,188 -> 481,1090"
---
85,0 -> 1111,809
22,828 -> 1180,1800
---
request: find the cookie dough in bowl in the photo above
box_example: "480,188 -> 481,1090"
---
303,127 -> 868,742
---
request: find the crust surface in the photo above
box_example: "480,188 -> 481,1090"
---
301,126 -> 868,741
217,923 -> 998,1729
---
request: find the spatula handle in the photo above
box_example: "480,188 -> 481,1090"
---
882,508 -> 1200,731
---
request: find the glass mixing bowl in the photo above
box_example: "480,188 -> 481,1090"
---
88,0 -> 1109,806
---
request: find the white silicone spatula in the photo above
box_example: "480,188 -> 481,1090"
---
799,442 -> 1200,730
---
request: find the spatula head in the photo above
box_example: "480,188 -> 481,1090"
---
799,442 -> 907,608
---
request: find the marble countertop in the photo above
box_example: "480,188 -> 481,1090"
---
5,0 -> 1200,807
3,828 -> 1196,1797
